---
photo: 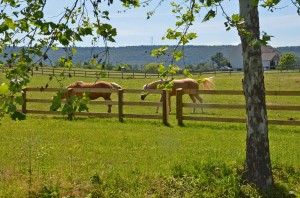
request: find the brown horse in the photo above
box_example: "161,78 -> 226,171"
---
62,81 -> 122,113
141,78 -> 214,113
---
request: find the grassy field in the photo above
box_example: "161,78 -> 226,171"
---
0,71 -> 300,197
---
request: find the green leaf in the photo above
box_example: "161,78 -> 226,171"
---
157,65 -> 167,74
84,27 -> 93,35
0,83 -> 9,95
202,10 -> 216,22
50,91 -> 63,111
183,69 -> 193,78
62,104 -> 74,115
5,17 -> 16,30
59,35 -> 69,46
52,46 -> 59,51
78,103 -> 89,112
173,50 -> 184,61
206,0 -> 212,6
33,11 -> 44,19
11,111 -> 26,121
72,48 -> 77,55
15,96 -> 23,105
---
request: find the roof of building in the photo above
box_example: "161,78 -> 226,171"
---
262,52 -> 279,61
261,45 -> 281,61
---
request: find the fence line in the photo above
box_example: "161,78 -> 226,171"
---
20,87 -> 300,126
2,66 -> 300,79
22,87 -> 169,124
176,88 -> 300,126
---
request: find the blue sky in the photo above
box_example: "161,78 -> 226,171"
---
45,0 -> 300,47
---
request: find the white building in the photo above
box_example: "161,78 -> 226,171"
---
229,44 -> 281,70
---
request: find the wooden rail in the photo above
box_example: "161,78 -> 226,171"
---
19,87 -> 300,126
176,89 -> 300,126
21,87 -> 169,124
2,66 -> 300,79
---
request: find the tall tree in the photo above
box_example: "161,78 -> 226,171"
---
278,52 -> 298,69
211,52 -> 228,68
150,0 -> 299,191
239,0 -> 272,189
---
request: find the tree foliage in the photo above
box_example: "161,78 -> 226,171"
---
211,52 -> 229,68
143,62 -> 161,72
278,52 -> 298,69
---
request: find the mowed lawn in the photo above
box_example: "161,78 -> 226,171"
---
0,71 -> 300,197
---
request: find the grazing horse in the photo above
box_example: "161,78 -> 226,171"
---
141,78 -> 214,113
62,81 -> 122,113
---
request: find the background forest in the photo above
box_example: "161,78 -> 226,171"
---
2,45 -> 300,70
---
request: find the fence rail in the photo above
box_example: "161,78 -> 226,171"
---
22,87 -> 169,124
2,66 -> 300,79
18,87 -> 300,126
176,89 -> 300,126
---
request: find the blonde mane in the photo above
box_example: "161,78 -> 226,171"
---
111,82 -> 122,89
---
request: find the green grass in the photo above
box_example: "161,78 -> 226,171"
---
21,71 -> 300,121
1,71 -> 300,197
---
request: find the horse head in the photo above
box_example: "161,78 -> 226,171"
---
141,83 -> 149,100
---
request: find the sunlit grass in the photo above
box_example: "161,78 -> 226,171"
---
1,70 -> 300,197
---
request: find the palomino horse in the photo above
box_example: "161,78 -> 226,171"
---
141,78 -> 214,113
62,81 -> 122,113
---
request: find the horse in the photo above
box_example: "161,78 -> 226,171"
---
140,77 -> 214,113
62,81 -> 122,113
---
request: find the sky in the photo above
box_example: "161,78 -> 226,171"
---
44,0 -> 300,47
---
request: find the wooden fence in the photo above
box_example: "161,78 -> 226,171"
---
2,66 -> 300,79
176,89 -> 300,126
22,87 -> 170,124
21,87 -> 300,126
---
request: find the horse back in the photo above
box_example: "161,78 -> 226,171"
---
171,79 -> 198,95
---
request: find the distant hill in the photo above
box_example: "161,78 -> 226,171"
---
45,45 -> 236,67
277,46 -> 300,59
2,45 -> 300,68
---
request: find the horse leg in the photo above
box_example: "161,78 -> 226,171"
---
106,96 -> 112,113
194,94 -> 204,113
189,94 -> 197,113
156,96 -> 163,113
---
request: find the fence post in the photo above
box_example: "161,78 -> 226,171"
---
132,71 -> 135,79
122,72 -> 124,79
85,71 -> 86,77
162,90 -> 169,125
41,67 -> 43,75
74,70 -> 75,77
52,68 -> 54,75
176,88 -> 183,126
144,72 -> 146,78
118,89 -> 124,122
22,88 -> 27,114
67,88 -> 74,120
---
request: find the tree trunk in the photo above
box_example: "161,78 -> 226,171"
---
239,0 -> 273,190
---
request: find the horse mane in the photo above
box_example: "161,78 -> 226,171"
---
143,79 -> 165,90
67,81 -> 84,88
200,77 -> 215,90
111,82 -> 122,89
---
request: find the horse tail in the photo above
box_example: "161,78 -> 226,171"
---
111,82 -> 122,89
197,76 -> 215,90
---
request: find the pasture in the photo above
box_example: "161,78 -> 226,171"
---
0,71 -> 300,197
